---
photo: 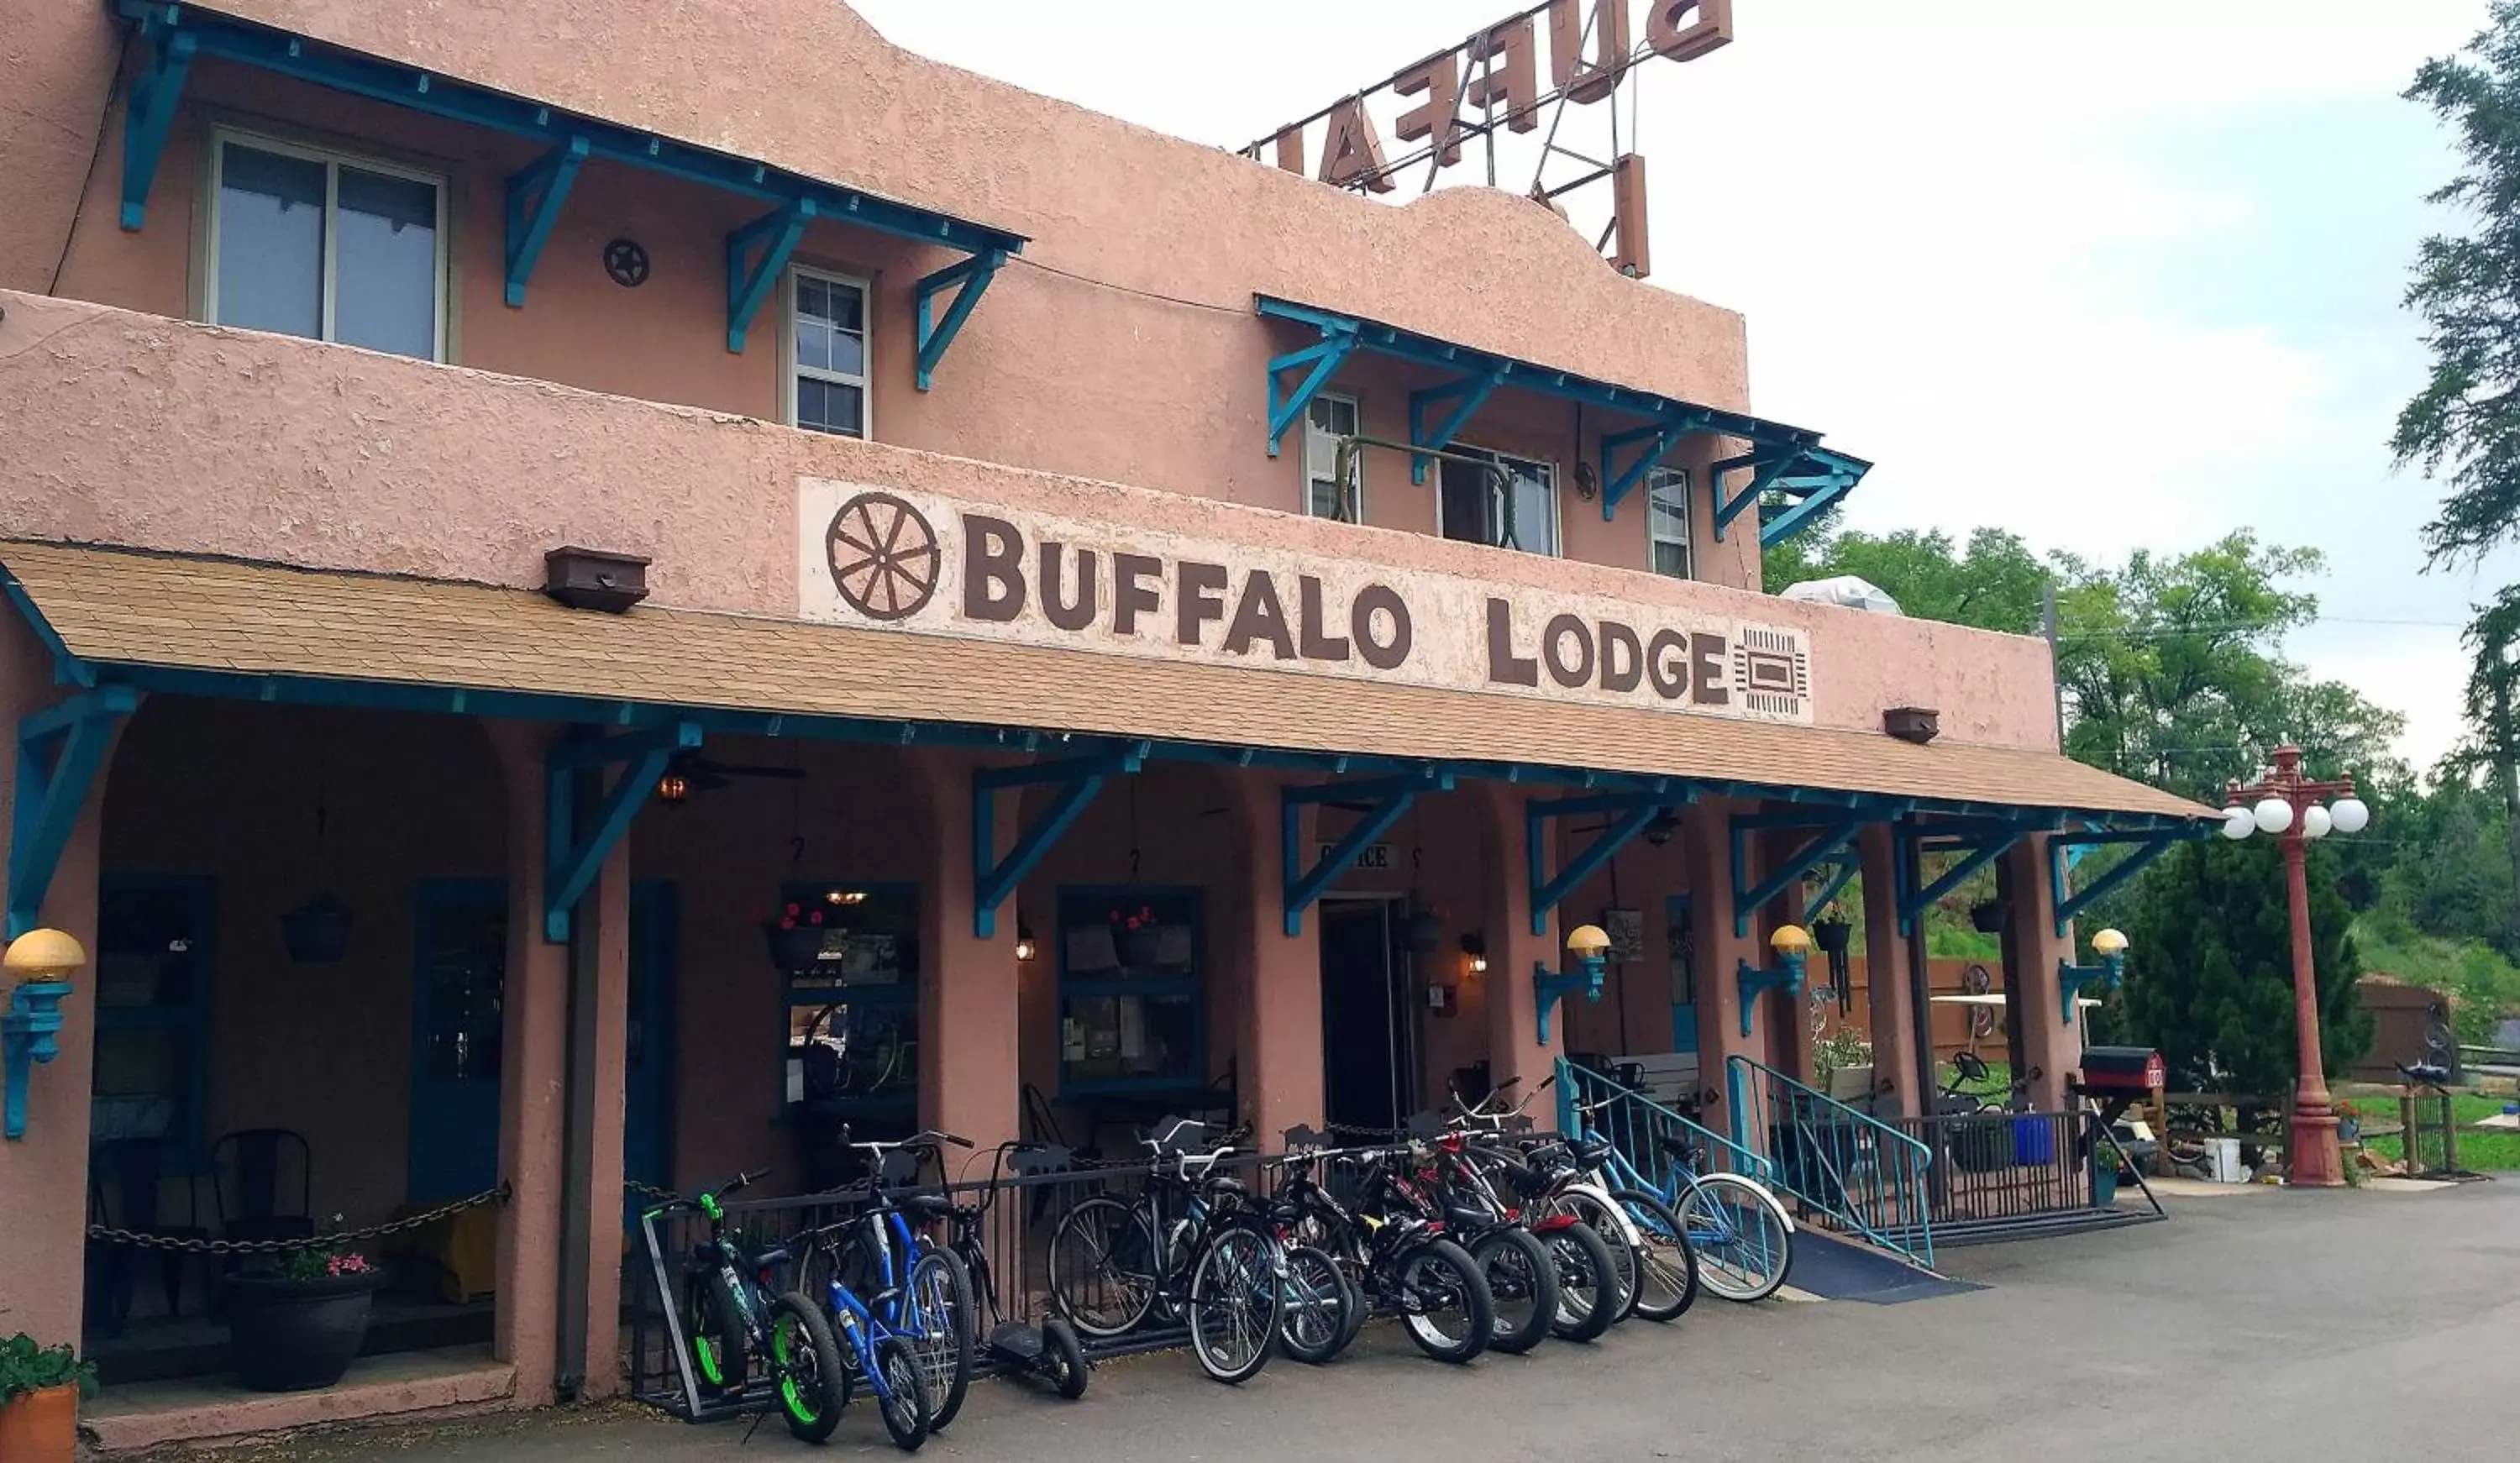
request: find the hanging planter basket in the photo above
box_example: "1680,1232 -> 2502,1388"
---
1969,899 -> 2008,934
763,924 -> 827,975
1114,925 -> 1164,968
281,898 -> 354,964
1401,909 -> 1445,956
1812,918 -> 1854,957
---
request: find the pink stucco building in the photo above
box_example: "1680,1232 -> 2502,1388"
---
0,0 -> 2202,1445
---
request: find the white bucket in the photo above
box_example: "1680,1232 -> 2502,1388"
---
2206,1136 -> 2244,1183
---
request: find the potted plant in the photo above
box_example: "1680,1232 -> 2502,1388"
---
758,903 -> 829,975
1811,908 -> 1854,957
1969,899 -> 2007,934
223,1238 -> 379,1392
1110,903 -> 1163,967
0,1335 -> 97,1463
2333,1099 -> 2362,1145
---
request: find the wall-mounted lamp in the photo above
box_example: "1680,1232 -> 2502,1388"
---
1534,925 -> 1610,1044
3,928 -> 87,1141
1735,924 -> 1810,1037
2057,928 -> 2129,1025
827,889 -> 869,906
1015,920 -> 1039,963
656,773 -> 690,807
1460,932 -> 1488,975
1641,809 -> 1682,847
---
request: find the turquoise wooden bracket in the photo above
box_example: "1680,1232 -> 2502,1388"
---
1597,411 -> 1711,521
1284,768 -> 1452,935
9,685 -> 139,939
973,744 -> 1147,938
544,721 -> 700,941
118,18 -> 197,230
1526,784 -> 1682,936
503,135 -> 590,307
1894,815 -> 2057,937
1534,951 -> 1607,1045
1264,329 -> 1358,456
1735,949 -> 1808,1037
725,199 -> 816,353
1730,811 -> 1867,937
915,248 -> 1008,391
1407,367 -> 1507,484
2047,824 -> 2209,936
1757,448 -> 1868,548
2056,950 -> 2125,1025
1709,449 -> 1798,542
1806,853 -> 1859,923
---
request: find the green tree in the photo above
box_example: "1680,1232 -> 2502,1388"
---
1763,525 -> 2047,634
2113,838 -> 2373,1093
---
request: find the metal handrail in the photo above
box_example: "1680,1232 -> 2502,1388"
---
1328,433 -> 1520,543
1727,1055 -> 1935,1269
1554,1057 -> 1772,1186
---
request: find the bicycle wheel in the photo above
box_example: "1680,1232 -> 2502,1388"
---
689,1270 -> 749,1394
1333,1258 -> 1369,1355
872,1335 -> 931,1452
1468,1227 -> 1556,1355
1611,1188 -> 1699,1322
1277,1243 -> 1349,1364
1677,1172 -> 1795,1303
1395,1239 -> 1493,1364
904,1250 -> 975,1432
1542,1221 -> 1620,1342
1562,1190 -> 1641,1322
768,1292 -> 847,1443
1047,1196 -> 1159,1339
1187,1227 -> 1284,1384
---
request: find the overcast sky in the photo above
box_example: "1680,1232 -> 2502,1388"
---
852,0 -> 2507,773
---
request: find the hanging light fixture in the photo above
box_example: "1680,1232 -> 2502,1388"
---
281,711 -> 354,963
1015,920 -> 1039,963
656,773 -> 690,807
1641,808 -> 1682,847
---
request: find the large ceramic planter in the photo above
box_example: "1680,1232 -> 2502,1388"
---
0,1385 -> 79,1463
225,1274 -> 375,1392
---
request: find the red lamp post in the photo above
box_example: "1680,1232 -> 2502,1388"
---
2222,746 -> 2370,1188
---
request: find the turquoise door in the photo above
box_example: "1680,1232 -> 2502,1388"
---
1667,894 -> 1699,1054
408,880 -> 507,1203
623,880 -> 675,1230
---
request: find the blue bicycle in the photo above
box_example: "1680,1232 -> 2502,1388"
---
796,1192 -> 938,1452
1567,1097 -> 1796,1303
829,1130 -> 979,1432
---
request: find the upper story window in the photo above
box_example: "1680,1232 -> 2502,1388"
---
207,131 -> 445,362
789,268 -> 869,438
1304,394 -> 1362,522
1647,465 -> 1693,579
1439,445 -> 1560,556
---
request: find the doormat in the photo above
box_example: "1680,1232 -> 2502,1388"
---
1786,1232 -> 1984,1304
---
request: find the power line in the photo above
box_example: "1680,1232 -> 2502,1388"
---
1005,254 -> 1248,317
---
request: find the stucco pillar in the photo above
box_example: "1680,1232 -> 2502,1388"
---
1682,799 -> 1764,1136
0,616 -> 112,1348
1231,773 -> 1323,1146
1858,822 -> 1922,1119
486,721 -> 568,1407
2003,836 -> 2077,1112
919,752 -> 1019,1157
575,844 -> 632,1399
1473,784 -> 1557,1104
1756,829 -> 1813,1082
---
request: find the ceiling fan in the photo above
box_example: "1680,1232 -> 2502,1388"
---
656,750 -> 805,805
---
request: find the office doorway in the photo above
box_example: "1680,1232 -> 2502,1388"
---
1319,897 -> 1415,1135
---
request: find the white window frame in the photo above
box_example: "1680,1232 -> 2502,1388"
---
785,264 -> 874,440
203,126 -> 449,363
1646,464 -> 1693,579
1436,442 -> 1562,557
1303,392 -> 1362,522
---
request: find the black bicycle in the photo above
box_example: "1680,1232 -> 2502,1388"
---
1268,1136 -> 1494,1365
942,1141 -> 1090,1399
1046,1119 -> 1289,1383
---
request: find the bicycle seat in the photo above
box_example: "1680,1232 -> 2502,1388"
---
1204,1174 -> 1249,1198
1656,1134 -> 1701,1163
752,1245 -> 793,1268
895,1193 -> 953,1221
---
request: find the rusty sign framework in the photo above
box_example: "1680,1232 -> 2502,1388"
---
1240,0 -> 1734,280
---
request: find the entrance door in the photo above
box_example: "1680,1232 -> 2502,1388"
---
1319,899 -> 1410,1134
408,879 -> 507,1203
1667,894 -> 1700,1055
623,880 -> 675,1225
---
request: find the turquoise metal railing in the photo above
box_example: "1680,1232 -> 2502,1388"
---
1726,1056 -> 1935,1269
1555,1058 -> 1772,1188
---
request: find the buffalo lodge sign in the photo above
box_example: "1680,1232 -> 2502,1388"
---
796,481 -> 1812,726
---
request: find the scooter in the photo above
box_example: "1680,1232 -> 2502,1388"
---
945,1141 -> 1089,1399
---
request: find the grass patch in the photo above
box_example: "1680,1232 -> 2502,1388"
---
2343,1089 -> 2520,1172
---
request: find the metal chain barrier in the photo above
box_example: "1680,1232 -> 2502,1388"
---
626,1179 -> 680,1204
87,1182 -> 511,1254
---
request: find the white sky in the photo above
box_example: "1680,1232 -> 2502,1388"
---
852,0 -> 2508,772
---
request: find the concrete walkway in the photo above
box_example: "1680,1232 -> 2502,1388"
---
132,1179 -> 2520,1463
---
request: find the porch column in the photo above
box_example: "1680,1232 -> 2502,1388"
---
486,722 -> 569,1407
1681,799 -> 1765,1132
1231,773 -> 1322,1145
573,846 -> 633,1400
1858,822 -> 1923,1118
1474,783 -> 1557,1101
2003,836 -> 2078,1111
0,619 -> 112,1348
1756,828 -> 1814,1082
920,752 -> 1019,1156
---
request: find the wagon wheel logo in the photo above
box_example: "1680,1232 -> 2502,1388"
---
825,491 -> 940,621
1962,962 -> 1998,1038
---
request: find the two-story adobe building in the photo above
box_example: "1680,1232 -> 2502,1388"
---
0,0 -> 2207,1443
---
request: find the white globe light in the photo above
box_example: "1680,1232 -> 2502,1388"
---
2254,797 -> 2294,835
2302,805 -> 2333,840
2221,806 -> 2255,841
2330,797 -> 2370,835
